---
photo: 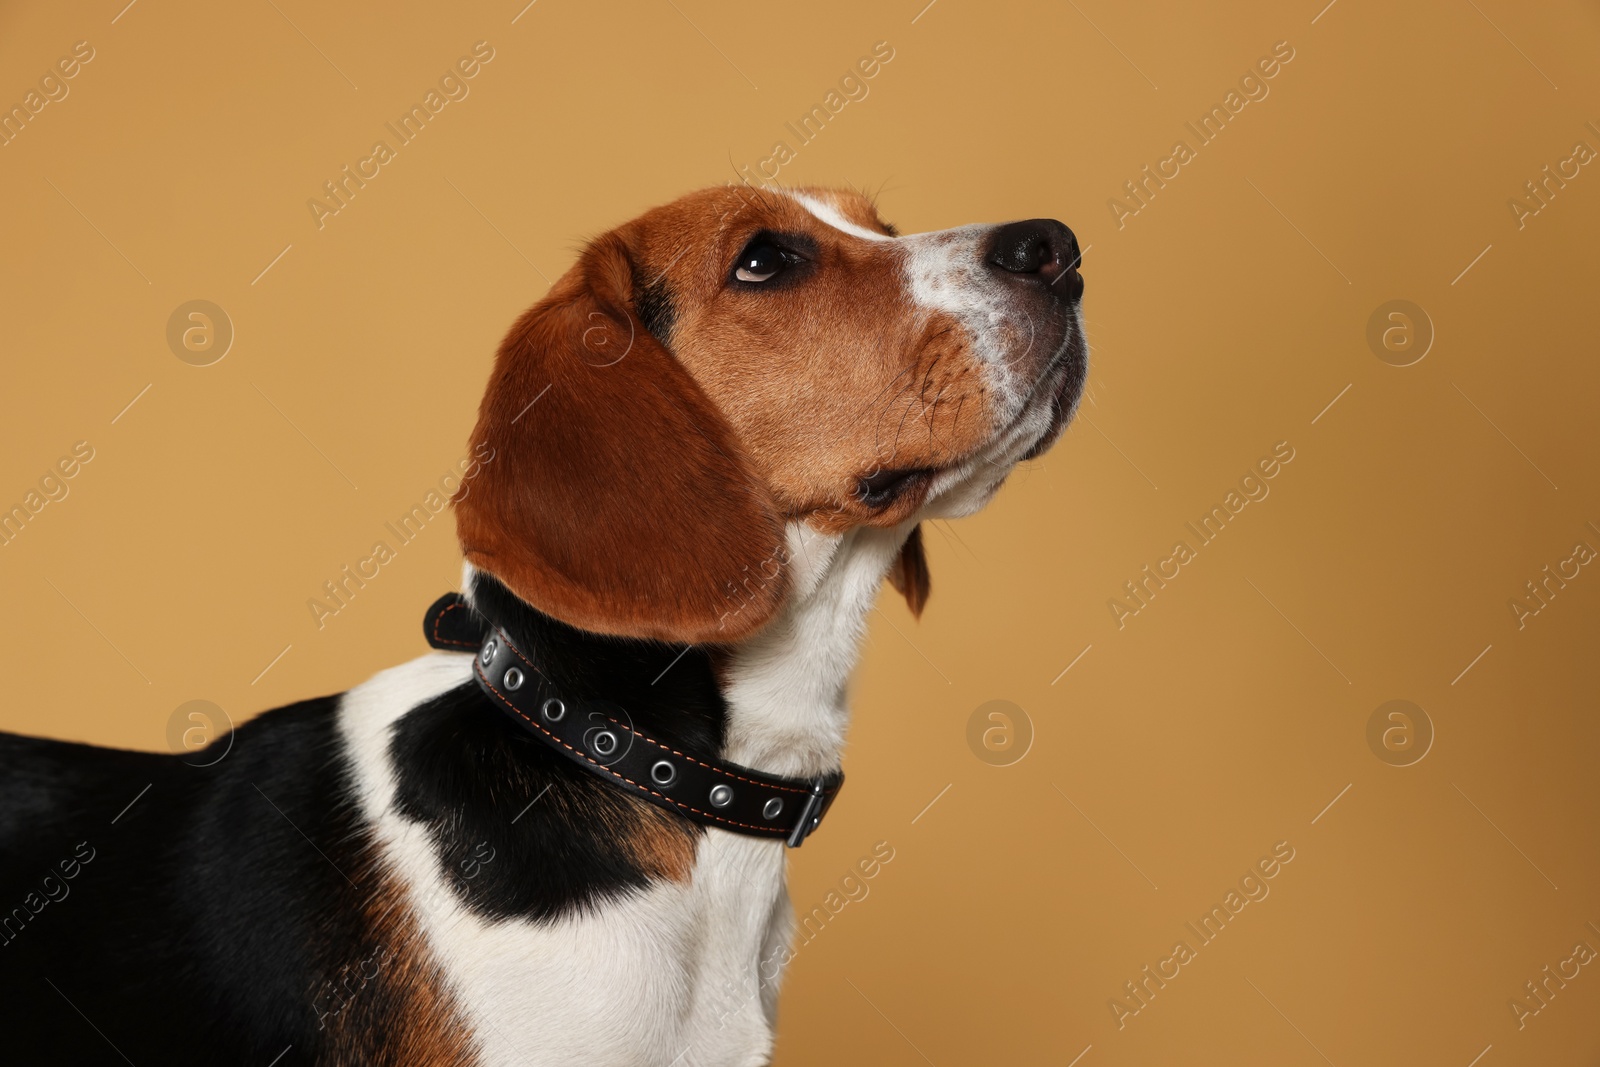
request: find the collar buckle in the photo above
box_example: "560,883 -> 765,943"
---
785,779 -> 829,849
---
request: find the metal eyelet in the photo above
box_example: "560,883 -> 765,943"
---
480,639 -> 497,666
591,730 -> 619,757
762,797 -> 783,820
503,667 -> 523,691
709,784 -> 734,808
541,698 -> 566,722
650,760 -> 676,786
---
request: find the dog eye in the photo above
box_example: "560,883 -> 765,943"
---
734,242 -> 786,283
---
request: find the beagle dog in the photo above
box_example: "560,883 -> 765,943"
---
0,185 -> 1085,1066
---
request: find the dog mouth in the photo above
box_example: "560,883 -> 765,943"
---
877,303 -> 1086,511
924,326 -> 1086,494
1018,330 -> 1087,461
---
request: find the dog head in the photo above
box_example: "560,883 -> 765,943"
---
455,185 -> 1087,643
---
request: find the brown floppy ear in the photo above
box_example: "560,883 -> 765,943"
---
887,524 -> 930,618
454,233 -> 788,644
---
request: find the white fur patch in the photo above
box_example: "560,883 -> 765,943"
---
787,191 -> 892,242
902,225 -> 1032,408
721,522 -> 904,778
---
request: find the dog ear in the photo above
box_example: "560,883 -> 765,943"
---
454,233 -> 789,644
887,524 -> 930,618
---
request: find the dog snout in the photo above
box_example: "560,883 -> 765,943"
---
983,219 -> 1083,300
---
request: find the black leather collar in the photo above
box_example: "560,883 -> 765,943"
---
422,592 -> 843,846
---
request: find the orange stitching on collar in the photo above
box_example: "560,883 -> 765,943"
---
488,627 -> 812,795
475,660 -> 783,835
430,601 -> 481,649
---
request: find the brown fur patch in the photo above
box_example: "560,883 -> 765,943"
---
318,863 -> 478,1066
454,232 -> 790,644
887,524 -> 931,617
618,802 -> 699,883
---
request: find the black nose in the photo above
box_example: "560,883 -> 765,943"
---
985,219 -> 1082,295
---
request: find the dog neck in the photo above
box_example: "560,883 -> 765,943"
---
463,521 -> 910,783
717,522 -> 912,779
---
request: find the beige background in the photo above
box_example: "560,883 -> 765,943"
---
3,0 -> 1598,1063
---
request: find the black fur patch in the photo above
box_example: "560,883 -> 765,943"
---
0,696 -> 382,1065
390,574 -> 726,922
635,278 -> 676,345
